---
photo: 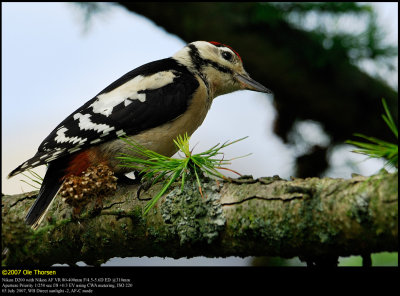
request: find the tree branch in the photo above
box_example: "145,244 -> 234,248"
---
2,171 -> 397,266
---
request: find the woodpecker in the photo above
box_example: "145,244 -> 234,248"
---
8,41 -> 271,228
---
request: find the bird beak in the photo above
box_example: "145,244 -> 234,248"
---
235,74 -> 272,94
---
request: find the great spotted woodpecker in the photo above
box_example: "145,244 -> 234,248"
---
8,41 -> 271,228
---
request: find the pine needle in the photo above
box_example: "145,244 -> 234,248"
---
20,169 -> 43,190
346,98 -> 398,169
116,134 -> 249,215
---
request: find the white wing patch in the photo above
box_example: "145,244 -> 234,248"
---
44,148 -> 66,162
55,127 -> 87,145
90,138 -> 103,145
91,71 -> 176,117
73,113 -> 115,134
116,129 -> 126,137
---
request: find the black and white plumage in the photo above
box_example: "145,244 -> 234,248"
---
8,41 -> 271,228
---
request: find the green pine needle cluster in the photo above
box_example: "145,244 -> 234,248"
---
346,98 -> 398,169
117,134 -> 249,215
20,169 -> 43,190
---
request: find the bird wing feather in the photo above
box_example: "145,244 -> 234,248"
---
8,58 -> 199,177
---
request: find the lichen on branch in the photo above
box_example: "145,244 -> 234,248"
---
2,170 -> 397,266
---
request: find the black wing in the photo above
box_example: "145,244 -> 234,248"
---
9,58 -> 199,177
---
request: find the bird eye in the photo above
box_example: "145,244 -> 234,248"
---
221,51 -> 233,62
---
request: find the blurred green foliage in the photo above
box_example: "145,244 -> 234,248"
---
253,2 -> 397,65
339,252 -> 398,266
77,2 -> 398,69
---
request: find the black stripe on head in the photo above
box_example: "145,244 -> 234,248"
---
188,44 -> 233,75
188,44 -> 206,72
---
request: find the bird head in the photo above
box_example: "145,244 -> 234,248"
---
173,41 -> 272,97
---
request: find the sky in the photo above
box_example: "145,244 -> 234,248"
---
1,2 -> 398,266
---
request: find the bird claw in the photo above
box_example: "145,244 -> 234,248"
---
136,180 -> 153,201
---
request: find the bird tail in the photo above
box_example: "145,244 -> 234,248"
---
25,161 -> 65,229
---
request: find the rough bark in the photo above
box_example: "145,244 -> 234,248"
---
2,171 -> 397,266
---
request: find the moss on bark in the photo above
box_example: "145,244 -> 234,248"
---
2,171 -> 397,266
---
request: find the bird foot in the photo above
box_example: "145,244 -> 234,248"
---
136,180 -> 153,201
